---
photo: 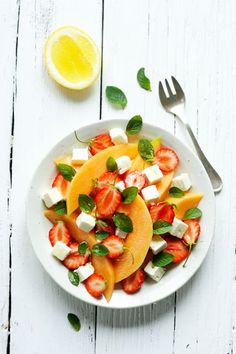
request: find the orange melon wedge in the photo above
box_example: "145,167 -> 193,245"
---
67,144 -> 138,215
44,210 -> 115,301
165,192 -> 204,219
113,195 -> 153,283
158,172 -> 174,201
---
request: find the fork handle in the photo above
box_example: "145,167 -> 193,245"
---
185,123 -> 223,193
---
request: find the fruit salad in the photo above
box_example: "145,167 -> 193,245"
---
43,116 -> 203,302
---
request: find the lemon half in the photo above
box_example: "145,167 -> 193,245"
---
44,26 -> 101,90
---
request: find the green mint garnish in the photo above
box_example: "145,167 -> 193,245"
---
152,251 -> 174,267
95,230 -> 110,241
57,164 -> 76,182
92,244 -> 109,256
105,86 -> 127,109
153,220 -> 172,235
126,115 -> 143,135
121,186 -> 138,204
78,241 -> 88,255
112,212 -> 133,232
169,187 -> 185,198
68,271 -> 80,286
67,313 -> 81,331
137,68 -> 151,91
138,137 -> 155,162
106,156 -> 117,172
183,207 -> 202,220
54,200 -> 67,215
78,194 -> 95,213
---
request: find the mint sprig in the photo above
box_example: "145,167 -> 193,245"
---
153,220 -> 172,235
122,186 -> 138,204
67,313 -> 81,331
183,207 -> 202,220
138,138 -> 155,162
92,244 -> 109,256
137,68 -> 151,91
68,271 -> 80,286
105,86 -> 127,109
54,200 -> 67,215
106,156 -> 117,172
112,212 -> 133,232
126,115 -> 143,135
58,164 -> 76,182
169,187 -> 184,198
95,230 -> 109,241
78,194 -> 95,213
152,251 -> 174,267
78,241 -> 88,255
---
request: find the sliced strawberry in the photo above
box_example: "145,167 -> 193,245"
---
101,235 -> 124,259
96,172 -> 122,192
155,147 -> 179,172
52,172 -> 71,197
95,185 -> 121,217
89,134 -> 113,156
49,221 -> 71,246
96,219 -> 115,235
183,220 -> 201,245
122,268 -> 145,294
84,273 -> 106,298
63,242 -> 90,270
149,202 -> 175,224
124,170 -> 146,192
164,236 -> 189,263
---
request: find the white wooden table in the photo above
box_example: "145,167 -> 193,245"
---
1,0 -> 235,353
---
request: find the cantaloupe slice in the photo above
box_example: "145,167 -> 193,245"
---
67,144 -> 138,215
113,195 -> 153,283
165,192 -> 204,219
158,172 -> 174,201
44,210 -> 115,302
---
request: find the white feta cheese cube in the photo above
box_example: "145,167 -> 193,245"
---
170,217 -> 188,239
76,212 -> 96,233
144,261 -> 166,282
143,164 -> 163,184
115,156 -> 132,174
150,235 -> 167,255
115,228 -> 128,239
71,147 -> 89,164
115,181 -> 126,192
52,241 -> 71,261
109,128 -> 128,145
171,173 -> 192,191
75,262 -> 94,282
43,187 -> 64,208
141,185 -> 160,202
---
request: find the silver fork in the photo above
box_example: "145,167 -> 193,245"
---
159,76 -> 223,193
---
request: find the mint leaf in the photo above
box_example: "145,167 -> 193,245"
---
138,137 -> 155,162
153,220 -> 172,235
137,68 -> 151,91
78,241 -> 88,255
54,200 -> 67,215
95,230 -> 109,241
57,164 -> 76,182
67,313 -> 81,331
126,115 -> 143,135
106,156 -> 117,172
68,271 -> 80,286
78,194 -> 95,213
183,207 -> 202,220
122,186 -> 138,204
105,86 -> 127,109
112,212 -> 133,232
152,252 -> 174,267
92,244 -> 109,256
169,187 -> 184,198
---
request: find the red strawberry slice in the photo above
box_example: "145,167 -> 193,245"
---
52,172 -> 71,197
122,268 -> 145,294
84,273 -> 106,298
149,202 -> 175,224
101,235 -> 124,259
96,172 -> 122,192
124,170 -> 146,192
63,242 -> 90,270
96,219 -> 115,235
49,221 -> 71,246
89,134 -> 113,156
95,185 -> 121,217
182,220 -> 201,245
155,147 -> 179,172
164,236 -> 189,263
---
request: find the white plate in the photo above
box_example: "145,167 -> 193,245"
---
26,119 -> 215,309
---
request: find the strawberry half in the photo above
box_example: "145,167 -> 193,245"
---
122,268 -> 145,294
155,147 -> 179,173
96,219 -> 115,235
164,236 -> 189,263
182,220 -> 201,245
96,172 -> 121,192
52,172 -> 71,197
101,235 -> 124,259
84,273 -> 106,298
89,134 -> 113,156
95,185 -> 121,217
124,170 -> 146,192
49,221 -> 71,246
149,202 -> 175,224
63,242 -> 90,270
